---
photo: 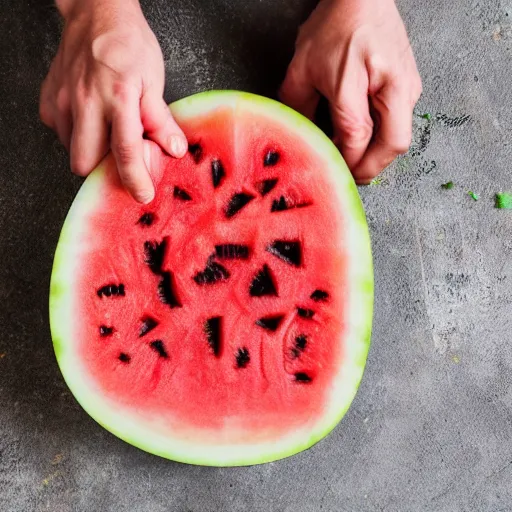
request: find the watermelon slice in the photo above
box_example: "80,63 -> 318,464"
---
49,91 -> 373,466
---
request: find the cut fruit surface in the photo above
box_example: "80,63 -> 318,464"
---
49,91 -> 373,466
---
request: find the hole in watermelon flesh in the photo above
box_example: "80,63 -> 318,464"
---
211,159 -> 225,188
264,150 -> 280,166
97,284 -> 125,298
256,178 -> 278,197
294,372 -> 312,383
267,240 -> 302,267
99,325 -> 113,337
290,334 -> 308,359
255,315 -> 285,332
271,196 -> 312,212
137,212 -> 154,226
214,244 -> 250,260
249,264 -> 277,297
150,340 -> 169,359
173,186 -> 192,201
188,143 -> 203,163
139,316 -> 159,337
193,261 -> 230,285
295,334 -> 308,351
310,289 -> 329,302
158,272 -> 182,308
225,192 -> 255,218
235,347 -> 250,368
205,317 -> 222,357
118,352 -> 131,363
297,307 -> 315,319
144,239 -> 167,275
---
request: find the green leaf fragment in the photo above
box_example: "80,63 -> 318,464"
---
441,181 -> 454,189
370,176 -> 384,185
468,191 -> 479,201
420,113 -> 432,120
495,193 -> 512,209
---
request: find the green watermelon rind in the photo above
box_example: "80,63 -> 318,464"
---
49,90 -> 373,466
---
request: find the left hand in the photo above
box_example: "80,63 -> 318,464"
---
279,0 -> 422,184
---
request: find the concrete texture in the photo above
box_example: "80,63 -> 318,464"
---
0,0 -> 511,510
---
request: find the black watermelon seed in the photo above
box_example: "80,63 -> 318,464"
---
236,347 -> 250,368
295,334 -> 308,351
267,240 -> 302,267
158,272 -> 182,308
211,159 -> 225,188
310,289 -> 329,302
137,212 -> 154,226
97,284 -> 125,298
189,143 -> 203,163
205,317 -> 222,357
297,307 -> 315,319
99,325 -> 113,337
139,316 -> 159,337
271,196 -> 288,212
144,239 -> 167,275
173,186 -> 192,201
150,340 -> 169,359
255,314 -> 284,331
215,244 -> 250,260
294,372 -> 312,383
118,353 -> 131,363
249,264 -> 277,297
264,150 -> 280,166
257,178 -> 278,197
193,261 -> 230,285
271,196 -> 312,212
225,192 -> 255,218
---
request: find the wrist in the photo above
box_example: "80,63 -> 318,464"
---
56,0 -> 141,22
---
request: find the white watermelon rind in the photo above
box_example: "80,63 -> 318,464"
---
49,91 -> 373,466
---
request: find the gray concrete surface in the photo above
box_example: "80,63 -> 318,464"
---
1,0 -> 511,510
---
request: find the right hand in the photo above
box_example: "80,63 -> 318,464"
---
40,0 -> 187,204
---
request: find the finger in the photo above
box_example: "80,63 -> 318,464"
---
54,108 -> 73,151
111,89 -> 155,204
279,57 -> 319,120
328,68 -> 373,171
140,92 -> 187,158
352,83 -> 413,184
39,76 -> 55,129
70,101 -> 109,177
54,87 -> 73,151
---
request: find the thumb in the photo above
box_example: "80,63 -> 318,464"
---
141,92 -> 187,158
142,139 -> 166,187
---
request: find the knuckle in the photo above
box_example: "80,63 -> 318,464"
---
336,110 -> 374,145
114,141 -> 136,166
112,82 -> 134,105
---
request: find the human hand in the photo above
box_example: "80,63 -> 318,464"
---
280,0 -> 422,184
40,0 -> 187,203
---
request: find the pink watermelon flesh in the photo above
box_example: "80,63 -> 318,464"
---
51,92 -> 373,465
82,107 -> 344,437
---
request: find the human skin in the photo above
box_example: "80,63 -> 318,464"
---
279,0 -> 422,184
40,0 -> 187,204
41,0 -> 421,200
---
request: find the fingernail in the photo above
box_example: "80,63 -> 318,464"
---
135,189 -> 155,204
170,135 -> 187,158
